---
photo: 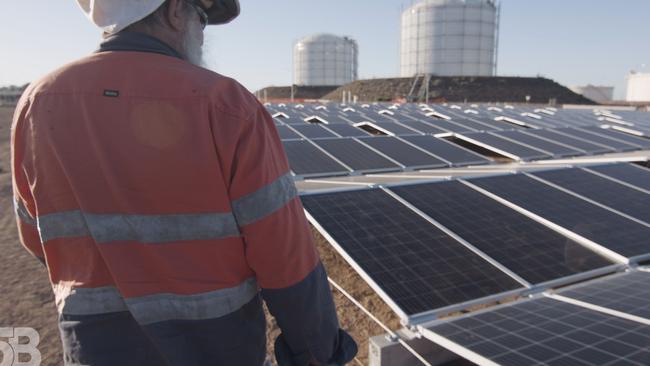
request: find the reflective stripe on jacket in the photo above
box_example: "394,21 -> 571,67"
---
11,32 -> 356,365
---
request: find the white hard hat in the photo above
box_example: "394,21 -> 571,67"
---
76,0 -> 240,34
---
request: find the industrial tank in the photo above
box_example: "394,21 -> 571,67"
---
626,72 -> 650,102
400,0 -> 499,77
570,85 -> 614,103
293,34 -> 359,86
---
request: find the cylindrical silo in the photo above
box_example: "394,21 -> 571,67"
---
400,0 -> 499,77
293,34 -> 359,86
626,72 -> 650,102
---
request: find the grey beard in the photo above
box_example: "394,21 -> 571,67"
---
182,27 -> 205,67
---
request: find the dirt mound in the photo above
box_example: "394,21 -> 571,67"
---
322,76 -> 597,104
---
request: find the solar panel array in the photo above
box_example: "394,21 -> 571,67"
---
302,162 -> 650,364
390,181 -> 614,285
469,173 -> 650,259
304,163 -> 650,319
267,103 -> 650,178
301,188 -> 522,317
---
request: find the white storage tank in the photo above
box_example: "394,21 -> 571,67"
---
400,0 -> 499,77
570,85 -> 614,103
626,72 -> 650,102
293,34 -> 359,86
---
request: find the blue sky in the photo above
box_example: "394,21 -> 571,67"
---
1,0 -> 649,99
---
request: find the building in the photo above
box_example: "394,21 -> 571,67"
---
400,0 -> 499,77
626,72 -> 650,102
293,34 -> 359,86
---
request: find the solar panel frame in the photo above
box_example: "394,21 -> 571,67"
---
301,187 -> 525,324
420,297 -> 650,366
389,181 -> 617,287
468,173 -> 650,261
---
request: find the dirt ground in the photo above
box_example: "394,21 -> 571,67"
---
0,105 -> 407,365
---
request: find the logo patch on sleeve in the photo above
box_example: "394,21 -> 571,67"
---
103,90 -> 120,98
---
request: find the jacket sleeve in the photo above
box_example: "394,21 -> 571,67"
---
11,94 -> 46,265
222,101 -> 357,365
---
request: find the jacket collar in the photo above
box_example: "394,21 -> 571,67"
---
97,31 -> 183,60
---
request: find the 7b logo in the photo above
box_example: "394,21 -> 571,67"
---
0,328 -> 41,366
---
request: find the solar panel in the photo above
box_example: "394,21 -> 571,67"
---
555,128 -> 641,152
290,124 -> 337,139
281,116 -> 310,125
522,129 -> 613,154
323,124 -> 371,137
588,164 -> 650,191
533,168 -> 650,224
463,116 -> 515,131
448,117 -> 501,131
423,297 -> 650,366
470,173 -> 650,258
397,120 -> 449,134
364,113 -> 395,123
401,135 -> 491,166
390,181 -> 614,284
491,130 -> 583,157
301,189 -> 522,318
458,132 -> 551,161
282,140 -> 349,177
357,137 -> 448,168
559,271 -> 650,320
372,122 -> 421,136
426,119 -> 476,133
276,125 -> 302,140
578,127 -> 650,149
323,115 -> 354,124
312,138 -> 401,172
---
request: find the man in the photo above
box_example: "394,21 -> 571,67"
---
11,0 -> 357,365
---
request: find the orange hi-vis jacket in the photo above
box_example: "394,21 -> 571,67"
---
12,32 -> 356,365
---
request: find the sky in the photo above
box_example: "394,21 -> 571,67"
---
1,0 -> 649,100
